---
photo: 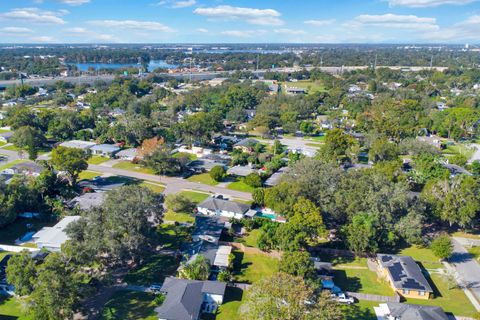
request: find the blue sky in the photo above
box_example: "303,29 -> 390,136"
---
0,0 -> 479,43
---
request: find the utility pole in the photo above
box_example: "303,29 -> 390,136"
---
430,55 -> 433,69
374,54 -> 377,70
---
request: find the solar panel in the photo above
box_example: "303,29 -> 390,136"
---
402,278 -> 426,290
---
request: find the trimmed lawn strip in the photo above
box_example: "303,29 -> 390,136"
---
164,210 -> 195,224
88,156 -> 110,165
100,290 -> 158,320
232,251 -> 279,284
112,161 -> 154,175
187,173 -> 219,186
172,152 -> 197,161
0,159 -> 28,171
78,170 -> 102,181
124,254 -> 178,286
227,180 -> 254,193
178,191 -> 210,204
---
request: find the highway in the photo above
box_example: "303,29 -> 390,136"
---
0,65 -> 449,88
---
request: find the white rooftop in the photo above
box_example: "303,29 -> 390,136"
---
213,245 -> 232,268
59,140 -> 96,150
32,216 -> 81,251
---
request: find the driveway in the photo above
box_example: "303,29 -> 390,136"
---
88,164 -> 252,200
449,238 -> 480,307
468,143 -> 480,164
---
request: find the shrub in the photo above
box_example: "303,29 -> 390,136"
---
210,165 -> 226,182
431,234 -> 453,260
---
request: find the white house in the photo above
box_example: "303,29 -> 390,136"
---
90,144 -> 121,157
197,196 -> 250,219
59,140 -> 96,151
32,216 -> 81,252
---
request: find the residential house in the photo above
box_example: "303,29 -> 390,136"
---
416,136 -> 442,149
69,192 -> 105,211
227,165 -> 257,177
177,145 -> 213,158
374,302 -> 448,320
116,148 -> 139,161
155,277 -> 226,320
264,167 -> 288,187
59,140 -> 96,151
2,162 -> 44,177
377,254 -> 433,299
192,216 -> 225,244
32,216 -> 81,252
285,87 -> 307,95
197,196 -> 250,219
233,138 -> 259,153
0,131 -> 13,143
188,158 -> 228,173
90,144 -> 121,157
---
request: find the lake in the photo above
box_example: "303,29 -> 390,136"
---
71,60 -> 178,72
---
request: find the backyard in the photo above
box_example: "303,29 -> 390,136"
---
232,251 -> 279,284
100,290 -> 158,320
124,254 -> 178,286
0,296 -> 31,320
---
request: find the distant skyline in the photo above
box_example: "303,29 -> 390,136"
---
0,0 -> 479,44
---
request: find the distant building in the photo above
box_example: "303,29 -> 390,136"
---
197,196 -> 250,219
69,192 -> 105,211
285,87 -> 307,95
377,254 -> 433,300
90,144 -> 121,157
59,140 -> 96,151
416,136 -> 442,149
32,216 -> 81,252
233,138 -> 259,153
2,161 -> 44,177
264,167 -> 289,187
155,277 -> 226,320
227,165 -> 257,177
374,302 -> 448,320
116,148 -> 139,161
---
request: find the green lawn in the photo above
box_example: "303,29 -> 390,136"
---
332,268 -> 394,297
140,182 -> 165,193
0,296 -> 32,320
88,155 -> 110,165
442,144 -> 475,159
451,231 -> 480,239
215,286 -> 244,320
399,245 -> 443,270
164,210 -> 195,223
467,246 -> 480,262
405,273 -> 477,317
1,145 -> 21,152
232,251 -> 279,284
112,161 -> 154,174
227,179 -> 254,193
124,254 -> 178,286
178,191 -> 210,204
234,229 -> 261,248
156,224 -> 192,251
187,173 -> 219,186
100,290 -> 158,320
343,300 -> 378,320
281,80 -> 328,94
172,152 -> 197,161
0,159 -> 28,171
78,170 -> 102,181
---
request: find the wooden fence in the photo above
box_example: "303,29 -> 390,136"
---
219,241 -> 282,258
347,291 -> 401,303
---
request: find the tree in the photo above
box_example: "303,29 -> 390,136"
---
279,251 -> 315,280
165,194 -> 195,213
178,255 -> 210,281
343,213 -> 379,254
241,273 -> 343,320
50,146 -> 89,186
217,270 -> 233,283
6,251 -> 36,296
368,138 -> 399,163
471,160 -> 480,176
137,137 -> 164,158
245,173 -> 263,188
210,165 -> 226,182
317,129 -> 358,164
431,235 -> 453,260
10,126 -> 46,160
144,149 -> 183,176
252,188 -> 265,206
30,253 -> 78,320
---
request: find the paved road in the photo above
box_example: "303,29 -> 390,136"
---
450,238 -> 480,304
88,164 -> 252,200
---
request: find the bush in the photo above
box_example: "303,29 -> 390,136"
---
252,188 -> 265,205
431,234 -> 453,260
210,165 -> 226,182
245,173 -> 263,188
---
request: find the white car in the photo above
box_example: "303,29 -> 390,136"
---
336,293 -> 355,305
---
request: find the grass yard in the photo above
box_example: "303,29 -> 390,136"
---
227,179 -> 254,193
1,145 -> 21,152
232,251 -> 279,284
172,152 -> 197,161
100,290 -> 158,320
0,296 -> 32,320
405,273 -> 477,317
140,182 -> 165,193
156,224 -> 192,251
234,229 -> 261,248
0,159 -> 28,171
399,245 -> 443,270
178,191 -> 210,204
112,161 -> 154,175
164,210 -> 195,223
0,141 -> 6,147
451,231 -> 480,239
281,80 -> 328,94
187,173 -> 219,186
442,144 -> 475,159
0,218 -> 54,244
215,286 -> 244,320
332,268 -> 394,297
88,155 -> 110,165
124,254 -> 178,286
343,300 -> 378,320
467,246 -> 480,262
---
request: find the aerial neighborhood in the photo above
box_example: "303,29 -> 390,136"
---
0,6 -> 480,319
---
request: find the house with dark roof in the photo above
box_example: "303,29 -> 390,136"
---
197,196 -> 250,219
377,254 -> 433,299
233,138 -> 259,153
192,216 -> 225,244
155,277 -> 226,320
374,302 -> 448,320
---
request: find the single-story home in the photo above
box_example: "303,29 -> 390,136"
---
177,145 -> 213,158
69,192 -> 105,211
59,140 -> 96,151
32,215 -> 81,252
155,277 -> 226,320
373,302 -> 448,320
116,148 -> 139,161
197,196 -> 250,219
264,167 -> 289,187
377,254 -> 433,299
90,144 -> 121,157
227,165 -> 257,177
233,138 -> 259,153
192,216 -> 225,244
187,159 -> 227,173
2,162 -> 44,177
0,131 -> 14,143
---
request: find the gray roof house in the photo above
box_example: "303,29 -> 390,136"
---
32,216 -> 81,252
227,165 -> 257,177
264,167 -> 289,187
197,196 -> 250,219
90,144 -> 121,157
377,254 -> 433,299
0,131 -> 14,143
116,148 -> 139,161
155,277 -> 226,320
374,302 -> 448,320
59,140 -> 96,151
3,162 -> 44,177
69,192 -> 105,211
233,138 -> 259,152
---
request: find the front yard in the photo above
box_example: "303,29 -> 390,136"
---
112,161 -> 154,175
227,179 -> 255,193
187,173 -> 219,186
100,290 -> 158,320
88,156 -> 111,165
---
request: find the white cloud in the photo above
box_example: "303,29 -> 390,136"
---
221,29 -> 267,38
194,5 -> 283,26
31,36 -> 56,42
349,13 -> 439,31
304,19 -> 335,26
88,20 -> 175,32
1,27 -> 33,33
423,15 -> 480,41
64,27 -> 117,42
389,0 -> 475,7
0,7 -> 67,24
171,0 -> 196,8
58,0 -> 90,5
273,28 -> 305,35
196,28 -> 209,33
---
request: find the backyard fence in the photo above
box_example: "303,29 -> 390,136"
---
347,291 -> 401,303
219,241 -> 282,258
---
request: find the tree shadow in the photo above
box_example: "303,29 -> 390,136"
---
343,303 -> 377,320
332,269 -> 362,292
231,251 -> 254,283
0,296 -> 19,320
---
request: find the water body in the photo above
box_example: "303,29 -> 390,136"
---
71,60 -> 178,72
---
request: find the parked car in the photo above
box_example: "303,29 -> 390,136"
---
334,292 -> 355,305
148,284 -> 162,294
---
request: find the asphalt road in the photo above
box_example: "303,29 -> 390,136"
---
88,164 -> 252,200
450,238 -> 480,303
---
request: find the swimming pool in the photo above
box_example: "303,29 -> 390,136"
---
255,213 -> 276,220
